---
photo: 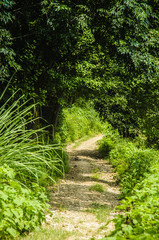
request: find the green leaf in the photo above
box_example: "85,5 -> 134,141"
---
7,227 -> 19,237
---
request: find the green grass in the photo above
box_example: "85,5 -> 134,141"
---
0,93 -> 66,187
55,101 -> 107,143
92,168 -> 100,173
92,173 -> 100,180
89,184 -> 105,193
86,203 -> 111,222
18,226 -> 73,240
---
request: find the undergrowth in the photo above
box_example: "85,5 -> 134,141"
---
0,91 -> 68,239
55,101 -> 107,143
0,165 -> 49,239
99,128 -> 159,239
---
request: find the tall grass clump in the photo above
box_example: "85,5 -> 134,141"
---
0,94 -> 66,186
55,101 -> 106,143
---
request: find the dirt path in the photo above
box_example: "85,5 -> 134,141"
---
49,135 -> 120,240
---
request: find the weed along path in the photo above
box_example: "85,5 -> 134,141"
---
49,135 -> 120,240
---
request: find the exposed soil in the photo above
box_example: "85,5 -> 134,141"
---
48,135 -> 120,240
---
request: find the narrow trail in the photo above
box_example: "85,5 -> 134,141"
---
48,135 -> 120,240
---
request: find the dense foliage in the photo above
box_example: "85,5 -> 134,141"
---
0,90 -> 69,238
0,0 -> 18,84
93,0 -> 159,138
99,130 -> 159,239
55,101 -> 106,143
0,165 -> 48,239
0,93 -> 67,186
1,0 -> 159,142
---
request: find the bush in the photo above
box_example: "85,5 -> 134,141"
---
99,130 -> 159,240
99,133 -> 156,195
0,165 -> 49,239
109,142 -> 155,195
106,166 -> 159,240
98,126 -> 120,157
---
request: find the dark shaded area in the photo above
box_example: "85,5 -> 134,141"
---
71,149 -> 103,159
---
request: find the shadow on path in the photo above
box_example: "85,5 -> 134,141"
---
50,138 -> 120,212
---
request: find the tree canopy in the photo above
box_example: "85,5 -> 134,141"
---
1,0 -> 159,142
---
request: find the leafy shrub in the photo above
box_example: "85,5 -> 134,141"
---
98,137 -> 115,156
0,165 -> 49,239
100,131 -> 159,240
99,133 -> 155,195
106,166 -> 159,240
141,111 -> 159,147
109,142 -> 155,195
132,132 -> 147,149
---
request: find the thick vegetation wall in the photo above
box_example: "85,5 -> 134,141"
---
99,128 -> 159,240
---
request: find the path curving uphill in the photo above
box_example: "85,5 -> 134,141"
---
49,135 -> 120,240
